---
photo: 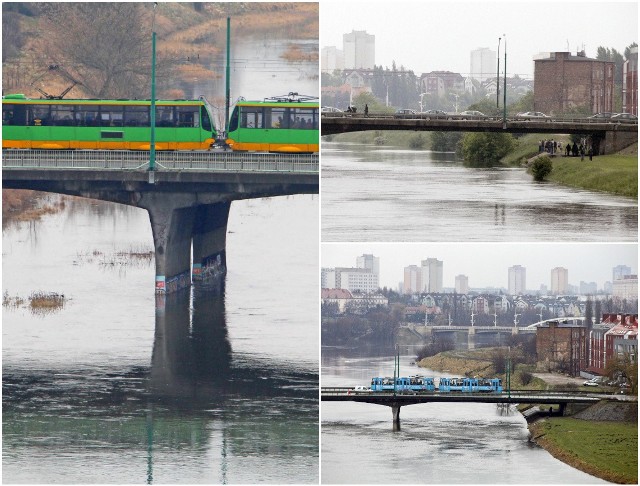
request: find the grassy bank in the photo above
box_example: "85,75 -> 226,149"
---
545,153 -> 638,199
530,418 -> 638,484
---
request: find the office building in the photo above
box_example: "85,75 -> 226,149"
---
508,265 -> 526,295
343,30 -> 375,69
470,47 -> 496,82
551,267 -> 569,295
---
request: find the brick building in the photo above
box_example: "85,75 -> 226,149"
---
533,51 -> 615,115
588,313 -> 638,375
536,320 -> 587,376
622,46 -> 638,115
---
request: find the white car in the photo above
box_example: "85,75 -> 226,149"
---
516,111 -> 550,120
321,106 -> 342,113
353,385 -> 371,393
583,379 -> 599,387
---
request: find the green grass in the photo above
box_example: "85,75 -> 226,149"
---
533,418 -> 638,483
547,154 -> 638,199
501,133 -> 553,165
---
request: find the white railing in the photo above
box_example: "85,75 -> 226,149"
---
2,149 -> 319,173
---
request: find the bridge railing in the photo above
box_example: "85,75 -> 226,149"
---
2,149 -> 319,173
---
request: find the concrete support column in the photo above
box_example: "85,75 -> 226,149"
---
391,403 -> 401,430
192,202 -> 231,281
145,196 -> 198,294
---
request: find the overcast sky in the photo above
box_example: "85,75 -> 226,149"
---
320,0 -> 638,78
321,243 -> 638,291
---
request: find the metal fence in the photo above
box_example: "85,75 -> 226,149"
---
2,149 -> 319,173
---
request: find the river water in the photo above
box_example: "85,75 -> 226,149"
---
321,142 -> 638,242
2,194 -> 319,484
321,346 -> 607,484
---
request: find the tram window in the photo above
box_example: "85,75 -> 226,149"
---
124,105 -> 149,127
50,105 -> 74,126
75,106 -> 100,126
228,107 -> 239,132
267,107 -> 287,129
291,108 -> 314,129
28,105 -> 51,126
156,106 -> 175,127
200,106 -> 212,132
176,106 -> 199,128
3,104 -> 15,125
98,105 -> 125,127
240,107 -> 263,129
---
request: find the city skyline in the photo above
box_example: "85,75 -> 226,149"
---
320,1 -> 638,78
321,243 -> 638,292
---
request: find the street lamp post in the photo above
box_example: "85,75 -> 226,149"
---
149,3 -> 157,172
419,92 -> 427,112
503,34 -> 507,128
497,37 -> 501,109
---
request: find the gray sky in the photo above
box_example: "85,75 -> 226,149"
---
321,243 -> 638,291
321,0 -> 638,78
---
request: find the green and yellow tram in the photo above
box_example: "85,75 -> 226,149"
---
1,94 -> 216,150
226,94 -> 318,153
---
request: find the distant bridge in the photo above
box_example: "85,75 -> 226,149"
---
321,387 -> 634,427
3,149 -> 318,293
321,113 -> 637,154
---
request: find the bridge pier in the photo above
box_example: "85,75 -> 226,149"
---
143,195 -> 230,294
391,403 -> 401,430
192,202 -> 230,282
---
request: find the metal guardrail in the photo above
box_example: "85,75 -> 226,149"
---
1,149 -> 319,173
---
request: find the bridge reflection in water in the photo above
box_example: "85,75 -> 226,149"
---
2,280 -> 319,483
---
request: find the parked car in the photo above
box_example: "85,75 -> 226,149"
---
394,108 -> 417,117
321,106 -> 342,113
516,111 -> 550,119
589,112 -> 614,119
422,109 -> 447,116
456,110 -> 486,119
583,379 -> 599,387
611,112 -> 638,122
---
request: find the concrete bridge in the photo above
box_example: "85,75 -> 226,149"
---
321,113 -> 638,154
2,149 -> 318,293
321,386 -> 633,427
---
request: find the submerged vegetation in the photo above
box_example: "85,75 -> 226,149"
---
4,290 -> 67,316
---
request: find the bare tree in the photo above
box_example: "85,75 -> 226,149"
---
35,3 -> 174,98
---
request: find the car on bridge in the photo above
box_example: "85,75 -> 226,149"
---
420,109 -> 447,119
611,112 -> 638,123
589,112 -> 615,120
454,110 -> 486,119
394,108 -> 417,117
321,106 -> 342,113
516,111 -> 550,120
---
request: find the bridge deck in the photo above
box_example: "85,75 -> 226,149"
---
321,387 -> 631,405
321,113 -> 637,136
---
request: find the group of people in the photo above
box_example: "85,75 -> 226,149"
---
345,104 -> 369,116
539,139 -> 560,155
539,139 -> 594,161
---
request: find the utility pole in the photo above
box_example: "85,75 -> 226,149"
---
225,17 -> 231,136
149,3 -> 157,173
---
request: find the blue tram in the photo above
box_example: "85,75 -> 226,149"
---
438,377 -> 502,393
370,375 -> 436,392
